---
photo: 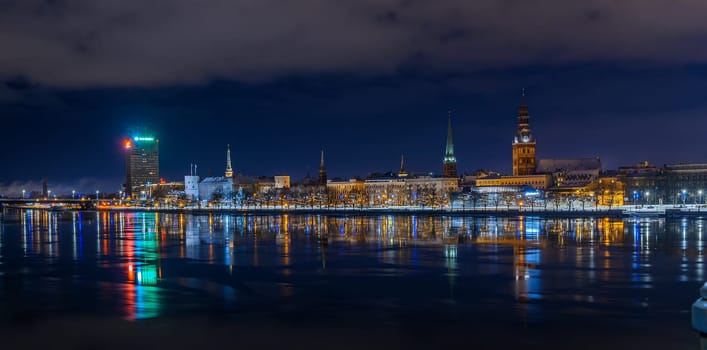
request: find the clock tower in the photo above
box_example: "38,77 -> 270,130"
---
512,94 -> 536,176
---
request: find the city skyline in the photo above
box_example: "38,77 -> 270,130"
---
2,2 -> 707,348
1,90 -> 706,195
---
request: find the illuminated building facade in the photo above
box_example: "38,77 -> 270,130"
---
198,176 -> 234,202
184,175 -> 199,200
326,179 -> 366,206
125,136 -> 159,197
475,174 -> 551,190
589,175 -> 625,207
619,162 -> 661,204
443,111 -> 457,178
251,176 -> 291,193
621,163 -> 707,205
184,164 -> 199,200
274,175 -> 291,189
536,158 -> 602,188
512,96 -> 536,176
365,176 -> 459,207
327,175 -> 459,207
661,164 -> 707,204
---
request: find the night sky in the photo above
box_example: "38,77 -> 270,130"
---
2,0 -> 707,194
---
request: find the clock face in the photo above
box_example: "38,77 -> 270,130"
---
522,136 -> 529,142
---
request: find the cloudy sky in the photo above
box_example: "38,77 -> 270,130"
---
1,0 -> 707,194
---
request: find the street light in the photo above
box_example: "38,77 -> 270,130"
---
96,190 -> 100,200
47,190 -> 51,199
682,189 -> 687,205
72,190 -> 76,199
645,191 -> 650,205
590,193 -> 596,210
21,189 -> 25,199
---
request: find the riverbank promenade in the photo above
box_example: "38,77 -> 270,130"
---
84,203 -> 707,218
5,199 -> 707,218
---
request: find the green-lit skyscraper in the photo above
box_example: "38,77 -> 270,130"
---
124,136 -> 159,197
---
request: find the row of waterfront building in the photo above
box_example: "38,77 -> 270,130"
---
120,96 -> 707,208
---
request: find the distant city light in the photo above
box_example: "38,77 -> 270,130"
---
133,136 -> 155,142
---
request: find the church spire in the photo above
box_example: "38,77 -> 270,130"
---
398,154 -> 408,178
443,110 -> 458,178
318,149 -> 327,186
445,110 -> 454,156
225,144 -> 233,178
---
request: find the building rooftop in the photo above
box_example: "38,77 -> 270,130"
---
536,158 -> 601,173
477,173 -> 502,180
200,176 -> 233,184
665,163 -> 707,171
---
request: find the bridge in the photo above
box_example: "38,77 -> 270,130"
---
0,198 -> 97,210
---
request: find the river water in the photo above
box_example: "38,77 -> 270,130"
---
0,209 -> 704,349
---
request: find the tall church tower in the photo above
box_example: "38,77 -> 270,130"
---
318,149 -> 327,186
398,154 -> 408,178
225,144 -> 233,178
443,111 -> 457,178
512,93 -> 536,176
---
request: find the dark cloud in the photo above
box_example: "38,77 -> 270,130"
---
1,0 -> 706,87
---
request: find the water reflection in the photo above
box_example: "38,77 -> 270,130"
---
0,209 -> 705,325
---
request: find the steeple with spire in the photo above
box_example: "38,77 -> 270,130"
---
225,144 -> 233,178
443,110 -> 457,178
514,89 -> 534,144
398,154 -> 408,178
512,89 -> 536,176
318,149 -> 327,186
